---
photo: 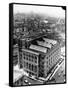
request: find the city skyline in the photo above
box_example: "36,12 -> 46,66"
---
14,4 -> 65,18
9,3 -> 66,86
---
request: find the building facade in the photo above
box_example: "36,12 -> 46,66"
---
19,36 -> 61,78
21,48 -> 39,77
13,44 -> 19,65
39,41 -> 61,77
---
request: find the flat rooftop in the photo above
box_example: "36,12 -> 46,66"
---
22,48 -> 39,55
37,38 -> 57,49
29,44 -> 47,53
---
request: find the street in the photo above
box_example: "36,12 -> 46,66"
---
46,55 -> 66,84
23,75 -> 43,85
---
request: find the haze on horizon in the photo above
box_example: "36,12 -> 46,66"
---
14,4 -> 65,18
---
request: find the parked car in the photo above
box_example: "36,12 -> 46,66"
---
28,82 -> 31,85
24,79 -> 28,84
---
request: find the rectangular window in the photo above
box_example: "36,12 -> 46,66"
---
46,57 -> 48,59
26,57 -> 28,60
32,73 -> 34,75
35,59 -> 37,63
26,62 -> 28,69
29,58 -> 31,61
24,61 -> 26,67
34,56 -> 37,63
27,53 -> 28,57
47,61 -> 48,65
32,55 -> 34,59
35,66 -> 37,72
29,64 -> 32,70
29,54 -> 30,58
32,64 -> 33,71
49,59 -> 50,65
32,65 -> 34,72
29,64 -> 31,70
23,53 -> 25,56
24,56 -> 25,59
35,56 -> 37,59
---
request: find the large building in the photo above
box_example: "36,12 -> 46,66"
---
19,36 -> 61,78
22,48 -> 39,77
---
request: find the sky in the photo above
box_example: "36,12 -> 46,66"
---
14,4 -> 65,18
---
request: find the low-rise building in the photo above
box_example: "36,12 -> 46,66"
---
13,70 -> 24,86
13,44 -> 19,65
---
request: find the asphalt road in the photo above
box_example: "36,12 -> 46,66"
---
23,75 -> 43,85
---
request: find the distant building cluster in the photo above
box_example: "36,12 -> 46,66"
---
19,35 -> 61,78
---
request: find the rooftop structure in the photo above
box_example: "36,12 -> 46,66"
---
37,40 -> 52,49
29,44 -> 47,53
43,38 -> 57,45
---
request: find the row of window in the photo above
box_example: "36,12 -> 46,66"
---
49,55 -> 59,64
13,51 -> 18,56
27,71 -> 37,76
23,52 -> 37,59
13,56 -> 18,60
23,56 -> 37,63
46,51 -> 60,70
24,61 -> 37,73
46,47 -> 60,59
22,52 -> 37,63
46,55 -> 59,67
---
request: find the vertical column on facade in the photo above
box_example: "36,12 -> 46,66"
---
18,46 -> 20,68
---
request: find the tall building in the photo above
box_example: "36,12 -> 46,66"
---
19,36 -> 61,78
